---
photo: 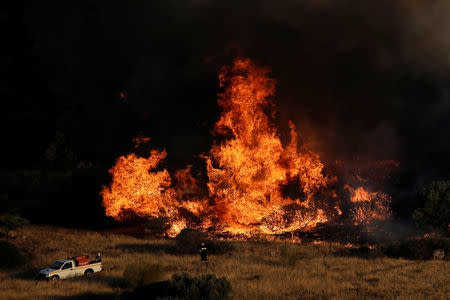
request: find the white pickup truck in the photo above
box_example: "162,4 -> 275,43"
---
39,255 -> 102,280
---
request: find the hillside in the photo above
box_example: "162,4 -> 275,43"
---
0,226 -> 448,299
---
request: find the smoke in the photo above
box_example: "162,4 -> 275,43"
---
172,0 -> 450,73
11,0 -> 450,219
399,0 -> 450,74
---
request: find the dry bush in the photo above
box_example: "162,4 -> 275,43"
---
0,241 -> 26,269
123,262 -> 166,288
130,273 -> 232,300
169,273 -> 232,300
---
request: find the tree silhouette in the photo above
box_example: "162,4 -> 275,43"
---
413,180 -> 450,233
44,131 -> 77,170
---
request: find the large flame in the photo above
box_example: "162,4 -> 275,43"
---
101,150 -> 171,219
204,58 -> 334,235
101,58 -> 392,237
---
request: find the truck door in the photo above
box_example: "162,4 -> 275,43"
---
60,261 -> 74,279
76,263 -> 86,277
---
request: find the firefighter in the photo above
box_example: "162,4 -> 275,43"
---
200,242 -> 208,266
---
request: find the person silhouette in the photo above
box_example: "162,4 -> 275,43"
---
200,243 -> 208,266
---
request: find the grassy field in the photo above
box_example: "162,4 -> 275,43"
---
0,226 -> 448,299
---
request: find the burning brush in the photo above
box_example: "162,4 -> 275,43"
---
101,58 -> 393,238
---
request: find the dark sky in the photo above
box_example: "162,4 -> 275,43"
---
3,0 -> 450,187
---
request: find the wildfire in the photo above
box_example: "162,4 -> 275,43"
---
101,150 -> 173,219
345,185 -> 392,225
203,58 -> 335,235
101,58 -> 393,237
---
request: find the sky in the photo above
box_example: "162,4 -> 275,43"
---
3,0 -> 450,220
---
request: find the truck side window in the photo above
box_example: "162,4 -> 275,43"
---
62,262 -> 72,269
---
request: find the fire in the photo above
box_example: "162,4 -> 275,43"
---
101,58 -> 393,237
345,185 -> 391,224
203,59 -> 335,235
101,152 -> 211,234
101,150 -> 173,219
346,186 -> 378,203
132,134 -> 151,148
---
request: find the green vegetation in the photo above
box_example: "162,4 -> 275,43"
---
413,180 -> 450,233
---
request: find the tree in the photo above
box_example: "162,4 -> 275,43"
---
44,131 -> 77,170
413,180 -> 450,233
0,214 -> 30,237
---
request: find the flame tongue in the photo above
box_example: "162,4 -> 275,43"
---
205,58 -> 331,235
101,150 -> 172,219
101,58 -> 392,237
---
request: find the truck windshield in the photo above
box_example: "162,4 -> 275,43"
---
50,261 -> 64,270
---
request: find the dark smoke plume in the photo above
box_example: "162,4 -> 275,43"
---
4,0 -> 450,224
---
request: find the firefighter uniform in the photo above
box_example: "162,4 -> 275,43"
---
200,244 -> 208,266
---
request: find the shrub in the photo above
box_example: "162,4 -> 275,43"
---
123,262 -> 166,288
0,214 -> 30,236
0,241 -> 26,269
413,180 -> 450,233
169,273 -> 232,300
130,273 -> 232,300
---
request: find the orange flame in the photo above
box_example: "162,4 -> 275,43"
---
101,58 -> 392,237
101,150 -> 172,219
204,58 -> 333,235
345,185 -> 391,225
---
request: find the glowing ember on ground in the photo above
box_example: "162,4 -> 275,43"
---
101,58 -> 393,237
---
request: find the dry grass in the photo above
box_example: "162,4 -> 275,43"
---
0,226 -> 448,299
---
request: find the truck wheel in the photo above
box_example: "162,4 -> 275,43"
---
50,275 -> 59,281
84,269 -> 94,276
